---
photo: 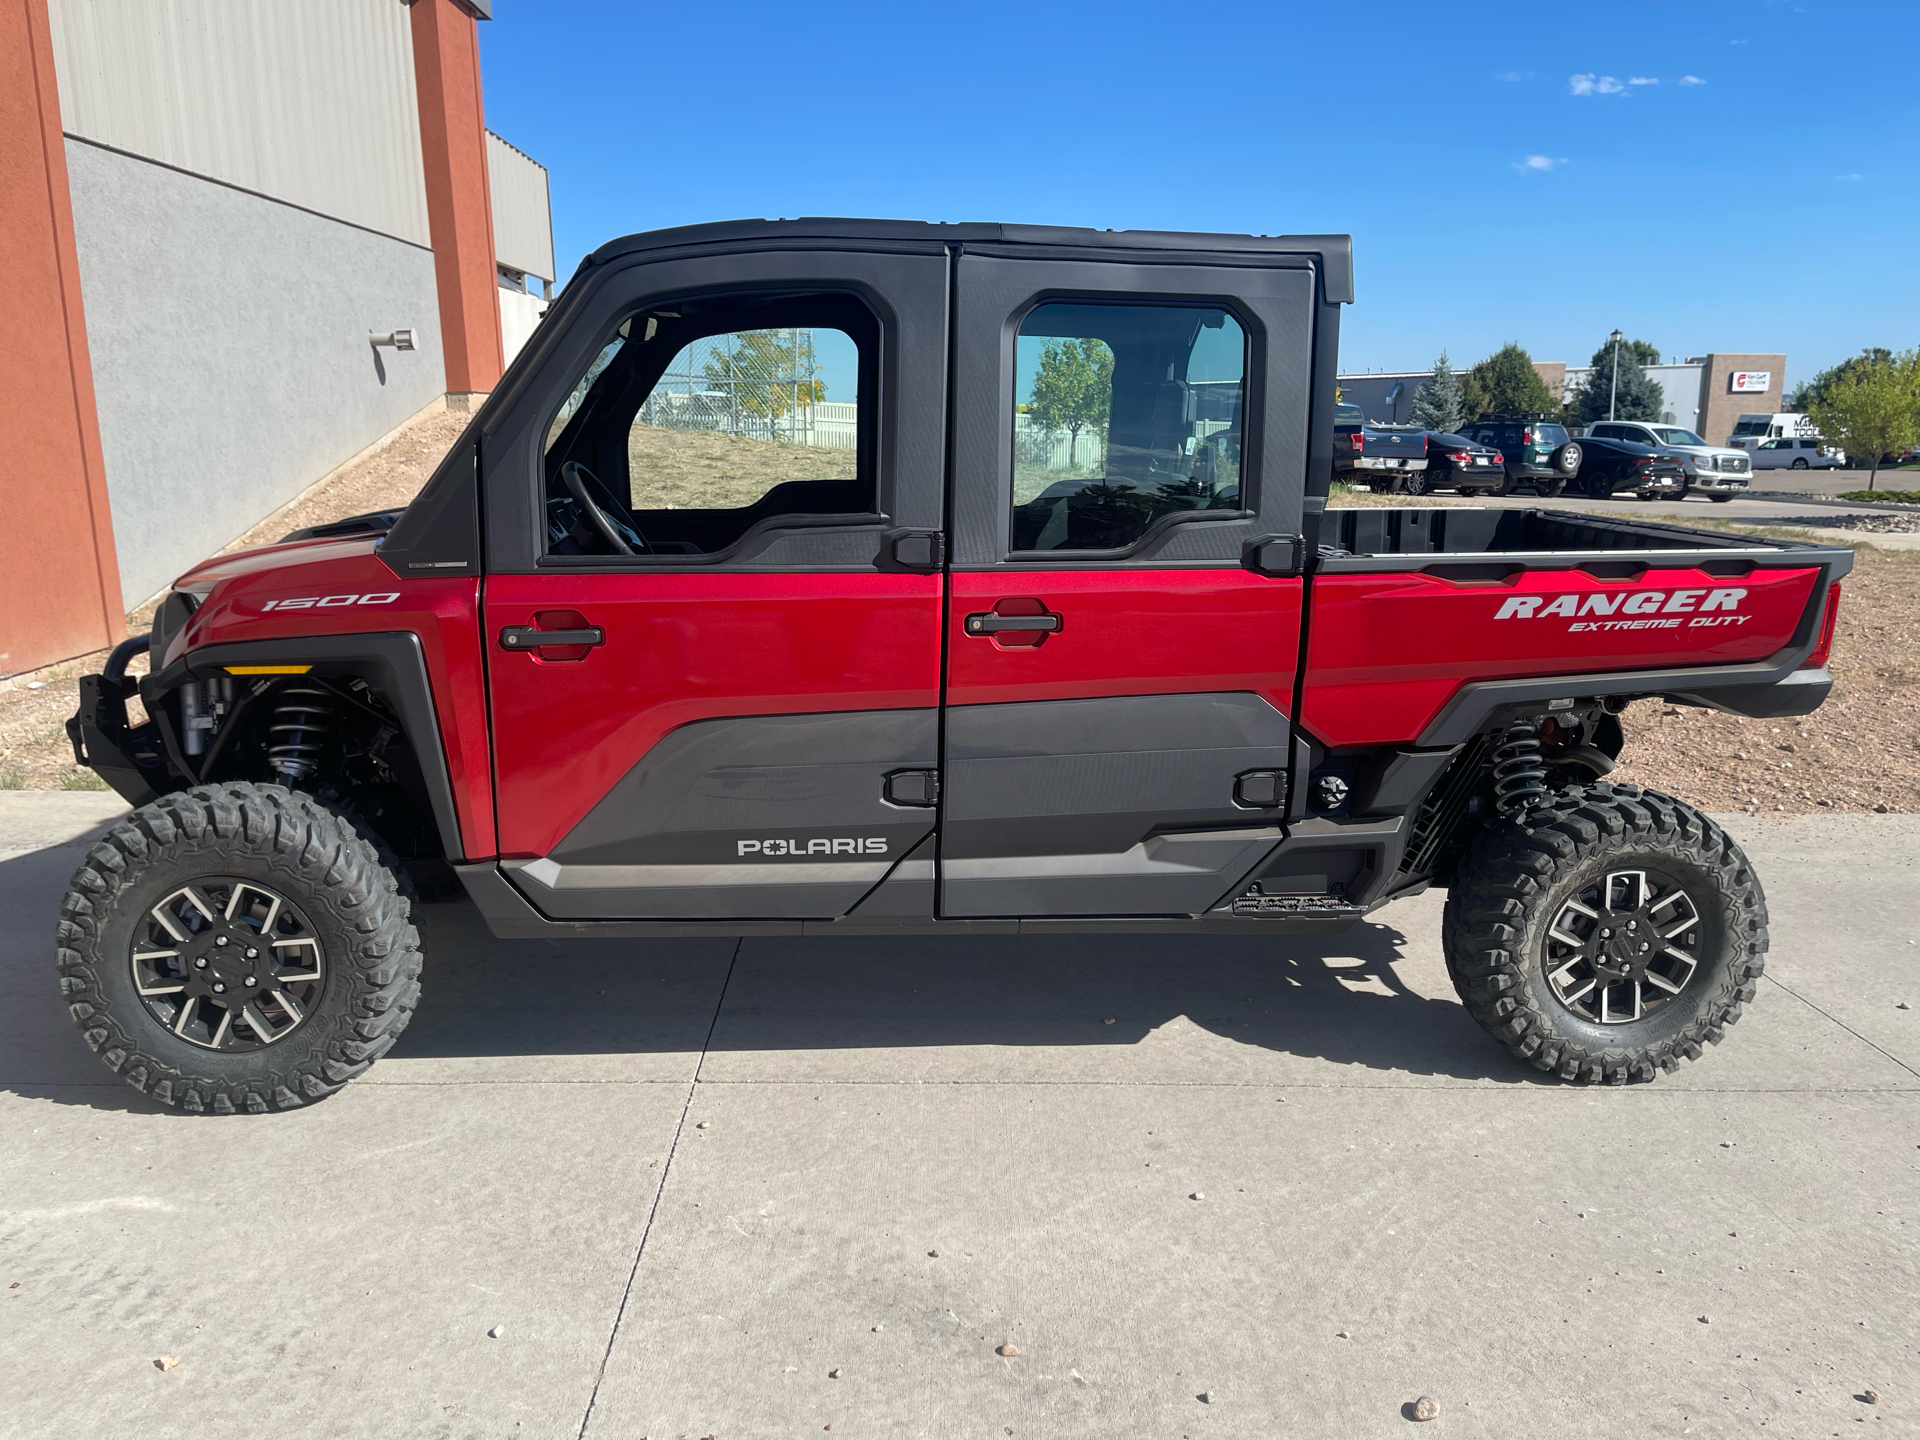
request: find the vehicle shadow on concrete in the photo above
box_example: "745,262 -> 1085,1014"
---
391,895 -> 1541,1086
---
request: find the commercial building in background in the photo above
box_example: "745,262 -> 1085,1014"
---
2,0 -> 551,675
1340,352 -> 1788,446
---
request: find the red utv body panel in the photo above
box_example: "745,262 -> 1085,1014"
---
1301,563 -> 1824,747
172,538 -> 495,857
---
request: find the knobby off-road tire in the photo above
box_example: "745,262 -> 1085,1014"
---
1443,783 -> 1767,1084
56,783 -> 422,1112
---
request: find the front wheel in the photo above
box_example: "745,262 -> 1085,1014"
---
55,784 -> 422,1112
1709,494 -> 1734,503
1443,784 -> 1767,1084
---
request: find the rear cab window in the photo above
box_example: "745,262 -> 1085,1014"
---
1010,301 -> 1247,554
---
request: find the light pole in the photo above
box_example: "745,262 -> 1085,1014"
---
1608,328 -> 1624,421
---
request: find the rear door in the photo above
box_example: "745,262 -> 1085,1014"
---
938,247 -> 1319,917
480,246 -> 949,919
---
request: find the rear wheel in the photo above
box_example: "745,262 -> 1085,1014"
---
1535,478 -> 1566,499
55,784 -> 422,1112
1489,467 -> 1517,497
1403,468 -> 1430,496
1443,784 -> 1767,1084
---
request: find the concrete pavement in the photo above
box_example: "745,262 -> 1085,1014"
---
2,793 -> 1915,1438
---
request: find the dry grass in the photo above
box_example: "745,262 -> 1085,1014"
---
627,424 -> 853,511
3,419 -> 1914,815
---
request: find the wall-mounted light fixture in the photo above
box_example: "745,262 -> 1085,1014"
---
370,329 -> 417,351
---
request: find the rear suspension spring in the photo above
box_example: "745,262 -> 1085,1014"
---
267,683 -> 332,784
1491,718 -> 1548,815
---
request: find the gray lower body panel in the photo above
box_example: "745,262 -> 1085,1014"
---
517,708 -> 937,919
939,691 -> 1292,917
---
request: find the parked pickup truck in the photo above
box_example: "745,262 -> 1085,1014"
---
1333,402 -> 1428,486
62,219 -> 1849,1112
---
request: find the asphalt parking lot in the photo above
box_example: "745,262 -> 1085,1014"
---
2,793 -> 1915,1439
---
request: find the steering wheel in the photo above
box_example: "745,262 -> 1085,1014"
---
560,461 -> 646,555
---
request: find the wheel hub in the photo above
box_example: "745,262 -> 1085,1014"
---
130,879 -> 326,1052
1543,869 -> 1702,1024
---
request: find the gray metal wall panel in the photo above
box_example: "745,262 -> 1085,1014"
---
487,130 -> 554,281
48,0 -> 431,247
67,141 -> 446,605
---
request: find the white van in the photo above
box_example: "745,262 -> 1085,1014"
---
1726,413 -> 1817,449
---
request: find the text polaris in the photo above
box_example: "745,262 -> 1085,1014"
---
738,837 -> 890,857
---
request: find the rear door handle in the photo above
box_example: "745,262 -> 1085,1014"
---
499,625 -> 605,650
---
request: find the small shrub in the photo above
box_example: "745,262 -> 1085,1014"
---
0,767 -> 26,790
60,768 -> 108,791
1839,489 -> 1920,505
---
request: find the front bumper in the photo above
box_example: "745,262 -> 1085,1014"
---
1689,469 -> 1751,493
66,633 -> 168,807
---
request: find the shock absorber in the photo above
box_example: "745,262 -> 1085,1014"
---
1491,717 -> 1548,815
267,683 -> 332,784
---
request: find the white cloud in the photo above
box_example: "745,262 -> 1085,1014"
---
1680,75 -> 1707,85
1513,155 -> 1569,173
1835,173 -> 1864,181
1569,74 -> 1627,96
1495,70 -> 1533,81
1628,76 -> 1659,85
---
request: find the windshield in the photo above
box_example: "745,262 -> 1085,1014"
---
1652,427 -> 1707,446
1533,424 -> 1568,445
1730,418 -> 1770,437
1334,402 -> 1363,426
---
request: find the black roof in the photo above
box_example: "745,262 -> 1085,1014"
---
585,218 -> 1354,304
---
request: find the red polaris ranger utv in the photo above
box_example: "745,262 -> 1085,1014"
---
61,221 -> 1848,1113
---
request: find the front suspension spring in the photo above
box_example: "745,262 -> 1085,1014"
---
267,683 -> 332,784
1491,718 -> 1548,815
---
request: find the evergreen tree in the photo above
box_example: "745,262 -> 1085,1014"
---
1407,351 -> 1463,432
1465,343 -> 1556,417
1571,336 -> 1664,424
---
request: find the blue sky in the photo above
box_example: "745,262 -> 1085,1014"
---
480,0 -> 1916,390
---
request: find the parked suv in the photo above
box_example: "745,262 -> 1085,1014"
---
1585,421 -> 1751,502
1458,414 -> 1582,496
61,219 -> 1850,1110
1749,437 -> 1844,471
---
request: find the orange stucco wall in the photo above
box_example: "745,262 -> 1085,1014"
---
411,0 -> 503,398
0,0 -> 124,676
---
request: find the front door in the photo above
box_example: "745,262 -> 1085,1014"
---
938,249 -> 1319,917
481,248 -> 950,919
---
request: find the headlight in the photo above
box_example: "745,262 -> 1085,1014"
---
1694,455 -> 1716,472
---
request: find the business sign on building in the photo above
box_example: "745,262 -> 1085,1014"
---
1729,371 -> 1772,393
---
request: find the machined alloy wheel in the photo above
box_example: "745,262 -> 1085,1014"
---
1444,783 -> 1768,1084
131,878 -> 326,1052
1542,868 -> 1700,1024
58,783 -> 422,1112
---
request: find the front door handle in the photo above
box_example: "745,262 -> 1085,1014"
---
964,613 -> 1061,635
499,625 -> 605,651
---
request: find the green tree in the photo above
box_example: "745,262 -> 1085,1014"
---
1807,348 -> 1920,489
1787,347 -> 1896,414
1463,343 -> 1556,418
1027,337 -> 1115,468
1571,336 -> 1664,425
703,329 -> 827,433
1407,350 -> 1464,432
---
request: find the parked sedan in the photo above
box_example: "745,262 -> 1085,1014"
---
1417,433 -> 1510,494
1748,436 -> 1844,471
1568,433 -> 1690,499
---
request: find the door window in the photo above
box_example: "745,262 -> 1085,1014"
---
542,293 -> 875,558
1010,302 -> 1246,553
